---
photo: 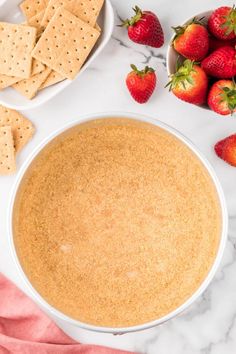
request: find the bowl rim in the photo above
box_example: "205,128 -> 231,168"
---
166,10 -> 213,76
7,111 -> 228,334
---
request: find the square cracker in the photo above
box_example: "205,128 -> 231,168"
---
0,126 -> 16,175
40,70 -> 65,89
20,0 -> 49,20
41,0 -> 104,28
12,67 -> 51,99
0,59 -> 45,90
0,22 -> 36,79
0,105 -> 34,152
32,8 -> 100,80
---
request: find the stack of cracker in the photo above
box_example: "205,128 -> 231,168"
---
0,0 -> 104,99
0,105 -> 34,175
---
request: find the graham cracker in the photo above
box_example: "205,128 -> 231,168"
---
0,22 -> 36,79
0,59 -> 45,90
27,10 -> 45,35
0,126 -> 16,175
40,70 -> 65,89
41,0 -> 104,28
12,67 -> 51,99
20,0 -> 49,20
32,8 -> 100,80
0,105 -> 34,152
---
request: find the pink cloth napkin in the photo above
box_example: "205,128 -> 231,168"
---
0,273 -> 135,354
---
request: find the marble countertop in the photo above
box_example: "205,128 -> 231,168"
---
0,0 -> 236,353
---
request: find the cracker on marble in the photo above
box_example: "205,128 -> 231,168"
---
0,126 -> 16,175
0,105 -> 35,152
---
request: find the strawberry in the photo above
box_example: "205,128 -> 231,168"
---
208,79 -> 236,115
208,6 -> 236,40
122,6 -> 164,48
215,134 -> 236,167
166,59 -> 208,105
208,36 -> 235,53
172,19 -> 209,61
126,64 -> 156,104
201,46 -> 236,78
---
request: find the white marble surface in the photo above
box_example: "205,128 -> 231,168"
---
0,0 -> 236,353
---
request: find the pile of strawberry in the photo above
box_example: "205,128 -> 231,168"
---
168,6 -> 236,116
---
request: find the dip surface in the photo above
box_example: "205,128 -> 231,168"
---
13,118 -> 221,327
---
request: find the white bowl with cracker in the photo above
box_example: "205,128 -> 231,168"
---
8,112 -> 228,334
0,0 -> 114,110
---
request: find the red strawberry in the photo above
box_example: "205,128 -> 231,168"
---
201,46 -> 236,78
166,59 -> 208,105
208,36 -> 235,53
122,6 -> 164,48
208,6 -> 236,40
215,134 -> 236,167
126,64 -> 156,104
208,79 -> 236,115
172,19 -> 209,61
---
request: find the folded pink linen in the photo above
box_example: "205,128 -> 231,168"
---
0,273 -> 136,354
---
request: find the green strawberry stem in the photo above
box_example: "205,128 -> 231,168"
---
166,59 -> 197,91
130,64 -> 155,77
221,5 -> 236,36
121,5 -> 143,27
172,17 -> 206,42
220,80 -> 236,113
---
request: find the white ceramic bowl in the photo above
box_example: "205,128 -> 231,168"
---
166,10 -> 212,76
0,0 -> 114,110
8,112 -> 228,334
